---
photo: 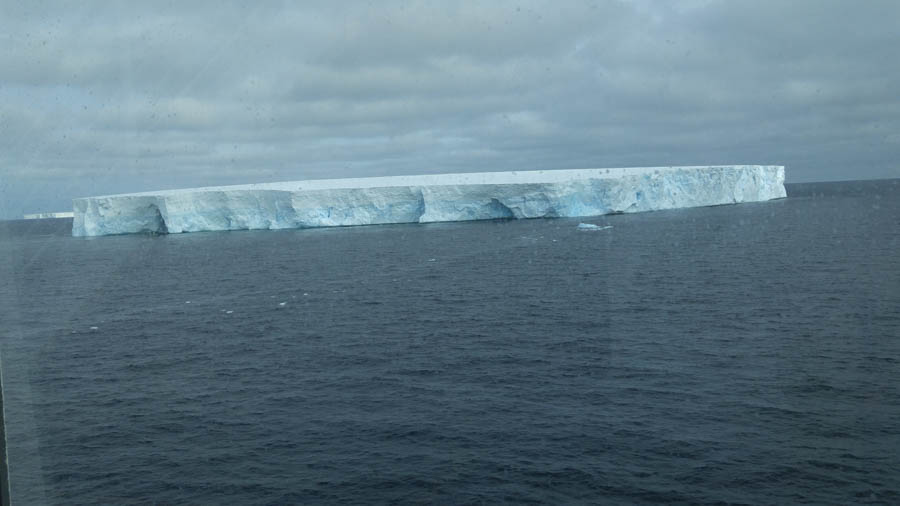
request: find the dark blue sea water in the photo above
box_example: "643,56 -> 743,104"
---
1,180 -> 899,505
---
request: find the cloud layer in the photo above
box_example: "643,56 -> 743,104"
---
2,0 -> 899,216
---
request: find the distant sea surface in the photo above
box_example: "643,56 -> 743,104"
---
1,180 -> 899,505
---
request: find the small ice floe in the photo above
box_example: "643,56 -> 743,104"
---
225,310 -> 233,314
303,293 -> 309,296
185,301 -> 191,304
89,326 -> 98,330
427,258 -> 436,262
279,302 -> 286,306
577,223 -> 613,231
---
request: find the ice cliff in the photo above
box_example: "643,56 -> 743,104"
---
72,165 -> 786,237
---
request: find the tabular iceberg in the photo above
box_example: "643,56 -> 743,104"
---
24,211 -> 74,219
72,165 -> 786,237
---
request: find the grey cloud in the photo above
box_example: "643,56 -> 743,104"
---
1,0 -> 899,218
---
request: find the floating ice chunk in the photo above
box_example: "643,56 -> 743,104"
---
225,310 -> 233,314
71,165 -> 787,237
89,326 -> 98,330
279,302 -> 286,306
577,223 -> 613,230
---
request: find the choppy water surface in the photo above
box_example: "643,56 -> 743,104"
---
1,180 -> 899,504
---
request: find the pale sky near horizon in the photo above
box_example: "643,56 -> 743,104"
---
2,0 -> 898,217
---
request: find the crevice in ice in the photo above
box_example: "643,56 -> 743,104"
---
488,198 -> 517,219
414,188 -> 427,222
144,204 -> 168,235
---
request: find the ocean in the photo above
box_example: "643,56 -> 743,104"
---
1,180 -> 898,504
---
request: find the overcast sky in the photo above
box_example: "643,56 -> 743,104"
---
1,0 -> 898,217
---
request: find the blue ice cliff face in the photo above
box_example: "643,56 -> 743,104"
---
72,166 -> 786,237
